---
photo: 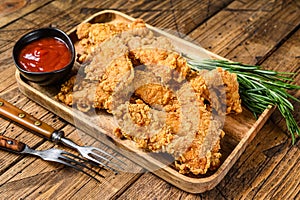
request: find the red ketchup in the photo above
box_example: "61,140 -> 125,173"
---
18,37 -> 71,72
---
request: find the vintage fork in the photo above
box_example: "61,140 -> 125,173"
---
0,135 -> 103,181
0,97 -> 125,174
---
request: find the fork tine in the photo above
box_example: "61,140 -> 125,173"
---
62,151 -> 107,172
85,154 -> 120,174
57,158 -> 101,182
92,148 -> 126,167
89,149 -> 126,171
59,137 -> 126,174
58,152 -> 105,180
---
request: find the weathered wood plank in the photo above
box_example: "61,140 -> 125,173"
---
189,0 -> 300,64
0,0 -> 54,28
118,172 -> 226,199
253,140 -> 300,199
119,0 -> 234,35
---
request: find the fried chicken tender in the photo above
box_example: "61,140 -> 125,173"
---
188,67 -> 242,114
135,84 -> 174,108
56,20 -> 148,109
170,68 -> 241,175
113,98 -> 177,152
218,68 -> 242,113
94,54 -> 133,112
55,74 -> 98,112
83,22 -> 173,81
175,131 -> 224,175
134,83 -> 181,133
129,99 -> 174,151
84,36 -> 129,81
76,19 -> 146,62
114,76 -> 225,175
173,107 -> 225,175
130,49 -> 190,82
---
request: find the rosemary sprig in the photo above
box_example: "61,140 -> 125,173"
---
187,59 -> 300,144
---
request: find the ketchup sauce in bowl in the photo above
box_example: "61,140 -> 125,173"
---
13,28 -> 75,85
19,37 -> 72,73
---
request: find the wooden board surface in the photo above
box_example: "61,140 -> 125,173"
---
15,10 -> 276,193
0,0 -> 299,199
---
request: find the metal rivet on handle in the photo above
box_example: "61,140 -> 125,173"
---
34,121 -> 42,126
0,101 -> 3,106
18,113 -> 25,118
7,140 -> 13,145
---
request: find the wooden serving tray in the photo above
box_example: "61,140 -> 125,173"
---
15,10 -> 275,193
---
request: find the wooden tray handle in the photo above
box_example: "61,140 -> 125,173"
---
0,135 -> 26,153
0,98 -> 55,140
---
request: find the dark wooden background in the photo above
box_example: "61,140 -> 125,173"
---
0,0 -> 299,199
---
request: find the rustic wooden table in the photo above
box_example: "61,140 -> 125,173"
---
0,0 -> 299,199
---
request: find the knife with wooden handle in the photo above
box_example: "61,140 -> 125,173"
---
0,135 -> 26,153
0,97 -> 63,141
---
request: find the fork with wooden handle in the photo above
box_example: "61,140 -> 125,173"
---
0,97 -> 125,173
0,135 -> 103,180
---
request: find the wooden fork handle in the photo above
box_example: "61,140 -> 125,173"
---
0,135 -> 25,153
0,97 -> 55,140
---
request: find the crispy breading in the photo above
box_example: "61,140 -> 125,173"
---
83,24 -> 173,81
217,68 -> 242,113
84,36 -> 129,81
55,74 -> 98,112
127,99 -> 175,151
56,75 -> 76,106
174,113 -> 225,175
76,19 -> 147,62
188,67 -> 242,115
57,23 -> 175,111
135,84 -> 174,107
94,54 -> 133,112
114,77 -> 225,175
56,19 -> 243,176
113,98 -> 177,152
131,49 -> 190,82
56,20 -> 147,108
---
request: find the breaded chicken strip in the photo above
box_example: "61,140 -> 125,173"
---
135,84 -> 174,108
173,108 -> 225,175
114,97 -> 179,152
55,75 -> 98,112
94,54 -> 134,112
130,49 -> 190,82
76,19 -> 147,62
115,80 -> 224,175
188,67 -> 242,114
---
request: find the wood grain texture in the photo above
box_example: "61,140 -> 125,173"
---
189,0 -> 300,64
0,0 -> 299,199
0,0 -> 53,27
